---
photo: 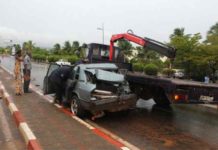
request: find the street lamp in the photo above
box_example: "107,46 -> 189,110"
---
97,23 -> 104,44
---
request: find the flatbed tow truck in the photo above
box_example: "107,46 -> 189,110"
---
85,32 -> 218,105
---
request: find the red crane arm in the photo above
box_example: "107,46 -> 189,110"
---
109,33 -> 176,61
109,33 -> 146,60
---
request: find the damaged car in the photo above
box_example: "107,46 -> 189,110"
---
43,63 -> 137,118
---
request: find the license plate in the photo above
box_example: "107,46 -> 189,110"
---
199,95 -> 214,102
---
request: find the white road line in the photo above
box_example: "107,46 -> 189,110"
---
72,116 -> 95,130
121,147 -> 130,150
85,119 -> 141,150
54,104 -> 62,108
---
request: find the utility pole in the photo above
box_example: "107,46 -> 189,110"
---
97,23 -> 104,44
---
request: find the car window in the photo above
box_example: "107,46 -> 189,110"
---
73,66 -> 80,80
47,64 -> 60,76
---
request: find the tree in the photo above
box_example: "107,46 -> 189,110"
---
170,28 -> 185,38
169,28 -> 202,79
117,39 -> 133,57
63,41 -> 71,54
26,41 -> 35,54
79,43 -> 88,58
72,41 -> 80,55
14,44 -> 21,52
53,43 -> 61,55
203,22 -> 218,82
22,41 -> 35,55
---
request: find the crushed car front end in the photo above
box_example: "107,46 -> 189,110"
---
75,63 -> 137,112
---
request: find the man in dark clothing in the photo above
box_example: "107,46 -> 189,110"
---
49,66 -> 74,104
23,52 -> 32,93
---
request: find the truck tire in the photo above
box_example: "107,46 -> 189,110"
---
70,95 -> 86,118
153,88 -> 170,106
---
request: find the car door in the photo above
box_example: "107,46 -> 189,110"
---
43,63 -> 60,94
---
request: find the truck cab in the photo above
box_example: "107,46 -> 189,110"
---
85,43 -> 132,71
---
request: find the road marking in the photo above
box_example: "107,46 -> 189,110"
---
85,119 -> 141,150
121,147 -> 131,150
54,103 -> 62,108
72,116 -> 95,130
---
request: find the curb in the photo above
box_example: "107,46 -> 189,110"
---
0,82 -> 42,150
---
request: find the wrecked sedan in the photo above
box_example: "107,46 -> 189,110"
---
43,63 -> 137,117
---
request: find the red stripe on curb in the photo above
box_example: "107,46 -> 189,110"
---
27,139 -> 42,150
92,128 -> 124,148
13,111 -> 25,127
60,108 -> 74,116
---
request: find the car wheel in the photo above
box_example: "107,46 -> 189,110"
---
70,95 -> 86,117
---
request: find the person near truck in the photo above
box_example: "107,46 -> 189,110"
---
49,66 -> 75,105
23,52 -> 32,93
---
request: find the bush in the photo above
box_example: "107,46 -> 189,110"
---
65,55 -> 79,64
162,68 -> 175,77
32,54 -> 47,62
144,63 -> 159,76
48,55 -> 60,63
133,63 -> 144,72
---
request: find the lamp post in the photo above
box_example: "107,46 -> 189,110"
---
97,23 -> 104,44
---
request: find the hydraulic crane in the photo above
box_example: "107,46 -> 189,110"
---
109,31 -> 176,61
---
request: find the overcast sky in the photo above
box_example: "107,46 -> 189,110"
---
0,0 -> 217,47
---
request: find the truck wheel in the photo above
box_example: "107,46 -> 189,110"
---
70,95 -> 86,118
153,89 -> 170,106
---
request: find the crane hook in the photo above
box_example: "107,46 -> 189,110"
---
127,29 -> 134,34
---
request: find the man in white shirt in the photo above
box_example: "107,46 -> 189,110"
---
23,52 -> 32,93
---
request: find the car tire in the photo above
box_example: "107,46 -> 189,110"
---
70,95 -> 86,118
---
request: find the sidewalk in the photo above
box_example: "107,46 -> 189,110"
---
0,67 -> 119,150
0,100 -> 26,150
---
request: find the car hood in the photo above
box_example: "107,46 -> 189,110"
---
86,69 -> 124,83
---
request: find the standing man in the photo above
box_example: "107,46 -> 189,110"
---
23,52 -> 32,93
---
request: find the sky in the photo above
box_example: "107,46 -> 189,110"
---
0,0 -> 217,48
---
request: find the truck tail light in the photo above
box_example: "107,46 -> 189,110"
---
174,94 -> 188,102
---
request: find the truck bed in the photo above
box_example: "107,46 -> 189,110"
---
126,72 -> 218,104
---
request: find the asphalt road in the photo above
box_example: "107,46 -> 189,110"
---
1,55 -> 218,149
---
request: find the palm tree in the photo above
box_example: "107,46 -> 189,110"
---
117,39 -> 133,62
63,41 -> 71,54
53,43 -> 61,55
71,41 -> 80,55
23,40 -> 35,54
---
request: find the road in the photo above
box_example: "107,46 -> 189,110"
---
1,55 -> 218,149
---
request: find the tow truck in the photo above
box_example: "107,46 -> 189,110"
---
85,31 -> 218,105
